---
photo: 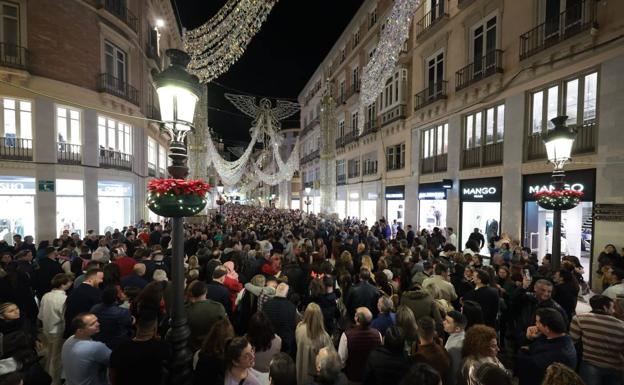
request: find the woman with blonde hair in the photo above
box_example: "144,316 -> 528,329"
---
540,363 -> 585,385
295,302 -> 333,385
361,255 -> 374,274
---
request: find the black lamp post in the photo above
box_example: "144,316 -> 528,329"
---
542,116 -> 577,272
304,187 -> 312,214
153,49 -> 201,385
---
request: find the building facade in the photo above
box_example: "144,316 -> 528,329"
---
298,0 -> 624,287
0,0 -> 182,242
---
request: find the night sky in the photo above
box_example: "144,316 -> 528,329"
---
173,0 -> 364,144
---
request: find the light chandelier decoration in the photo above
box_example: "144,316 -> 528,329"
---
358,0 -> 420,134
184,0 -> 278,83
204,94 -> 300,187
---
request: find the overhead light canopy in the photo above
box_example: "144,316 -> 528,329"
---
304,187 -> 311,195
153,49 -> 202,137
542,116 -> 577,170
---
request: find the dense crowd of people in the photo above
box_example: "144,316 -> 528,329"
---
1,204 -> 624,385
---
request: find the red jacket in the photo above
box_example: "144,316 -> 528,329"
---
114,256 -> 137,278
223,276 -> 243,312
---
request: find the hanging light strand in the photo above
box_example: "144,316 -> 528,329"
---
358,0 -> 420,134
183,0 -> 278,83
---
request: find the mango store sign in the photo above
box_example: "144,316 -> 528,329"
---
527,183 -> 585,194
0,177 -> 36,195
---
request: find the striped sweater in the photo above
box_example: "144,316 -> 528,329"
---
569,312 -> 624,370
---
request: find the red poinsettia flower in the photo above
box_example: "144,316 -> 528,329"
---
148,178 -> 211,196
533,189 -> 584,200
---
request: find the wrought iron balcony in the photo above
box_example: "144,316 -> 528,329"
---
343,130 -> 359,146
336,137 -> 345,149
519,0 -> 595,60
380,104 -> 407,127
414,81 -> 447,111
57,143 -> 81,164
146,104 -> 161,120
461,142 -> 503,169
0,137 -> 32,161
99,148 -> 133,170
456,50 -> 504,91
526,120 -> 596,161
302,116 -> 320,136
300,149 -> 320,165
361,119 -> 379,137
104,0 -> 138,33
416,0 -> 449,40
345,80 -> 360,100
0,43 -> 28,70
420,153 -> 447,174
334,94 -> 347,107
97,73 -> 140,106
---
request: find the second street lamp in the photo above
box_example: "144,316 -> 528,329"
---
304,187 -> 312,214
153,48 -> 201,385
541,116 -> 577,272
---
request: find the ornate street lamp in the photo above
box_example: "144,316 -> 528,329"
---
304,187 -> 312,214
542,116 -> 577,272
153,48 -> 201,385
216,183 -> 225,214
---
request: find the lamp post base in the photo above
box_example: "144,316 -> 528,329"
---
166,216 -> 192,385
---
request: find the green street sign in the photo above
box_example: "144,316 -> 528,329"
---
38,180 -> 55,192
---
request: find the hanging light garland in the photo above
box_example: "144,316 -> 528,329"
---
184,0 -> 278,83
358,0 -> 420,134
534,190 -> 584,211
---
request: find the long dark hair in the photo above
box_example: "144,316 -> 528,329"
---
246,311 -> 275,352
557,268 -> 580,293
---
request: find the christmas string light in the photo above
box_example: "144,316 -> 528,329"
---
184,0 -> 278,83
358,0 -> 420,134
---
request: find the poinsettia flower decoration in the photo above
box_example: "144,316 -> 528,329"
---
533,190 -> 584,200
148,178 -> 211,196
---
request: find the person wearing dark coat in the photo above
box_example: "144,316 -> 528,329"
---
34,247 -> 64,300
363,326 -> 411,385
262,283 -> 297,356
120,263 -> 148,289
461,269 -> 499,328
345,268 -> 380,318
63,269 -> 103,338
206,266 -> 232,317
552,269 -> 579,321
517,308 -> 577,385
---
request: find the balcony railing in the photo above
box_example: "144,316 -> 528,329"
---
98,73 -> 140,106
456,50 -> 504,91
300,149 -> 320,165
104,0 -> 138,32
414,81 -> 448,111
336,137 -> 345,149
519,0 -> 595,60
0,43 -> 28,70
57,143 -> 81,164
461,142 -> 503,169
302,116 -> 320,136
420,153 -> 447,174
346,80 -> 360,100
343,130 -> 359,146
337,174 -> 346,185
416,0 -> 449,39
146,104 -> 161,120
526,120 -> 596,161
361,119 -> 379,137
0,137 -> 32,161
380,104 -> 407,127
99,148 -> 133,170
